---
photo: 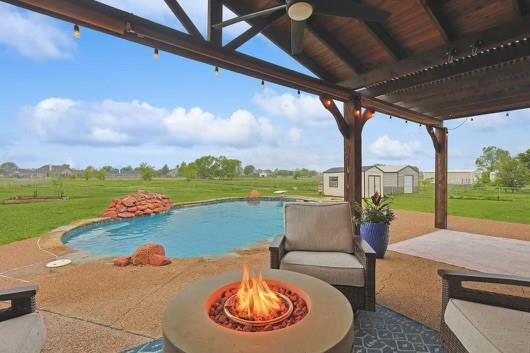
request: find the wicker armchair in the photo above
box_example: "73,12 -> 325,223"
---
269,202 -> 376,311
0,286 -> 46,353
438,270 -> 530,353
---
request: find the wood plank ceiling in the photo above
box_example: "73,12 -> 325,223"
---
224,0 -> 530,121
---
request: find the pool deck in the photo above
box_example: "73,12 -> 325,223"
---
0,210 -> 529,353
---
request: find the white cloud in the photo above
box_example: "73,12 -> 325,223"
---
253,89 -> 335,127
0,4 -> 76,60
369,135 -> 423,160
288,128 -> 302,144
22,98 -> 282,148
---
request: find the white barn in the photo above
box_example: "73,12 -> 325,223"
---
423,170 -> 480,185
322,165 -> 420,198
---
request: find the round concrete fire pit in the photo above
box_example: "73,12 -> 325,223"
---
163,269 -> 354,353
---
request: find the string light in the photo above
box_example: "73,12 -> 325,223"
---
405,120 -> 408,124
153,48 -> 159,61
214,66 -> 220,77
389,115 -> 392,119
261,80 -> 265,90
506,112 -> 510,117
419,124 -> 422,127
297,89 -> 301,96
470,117 -> 474,121
73,24 -> 80,39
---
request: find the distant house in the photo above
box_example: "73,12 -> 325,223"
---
422,170 -> 480,185
322,165 -> 420,198
108,170 -> 141,179
35,164 -> 74,178
257,169 -> 272,178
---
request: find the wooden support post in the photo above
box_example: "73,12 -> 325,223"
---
208,0 -> 222,46
321,96 -> 373,235
427,126 -> 448,229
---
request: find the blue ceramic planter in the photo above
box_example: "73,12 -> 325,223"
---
360,222 -> 389,259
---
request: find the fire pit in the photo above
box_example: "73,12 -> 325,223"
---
163,269 -> 354,353
208,266 -> 308,331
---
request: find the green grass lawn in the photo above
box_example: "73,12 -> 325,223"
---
0,177 -> 529,245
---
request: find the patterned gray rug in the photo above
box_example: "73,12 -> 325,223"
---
124,305 -> 444,353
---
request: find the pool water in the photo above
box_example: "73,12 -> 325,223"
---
64,200 -> 287,258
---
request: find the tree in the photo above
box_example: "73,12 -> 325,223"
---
475,146 -> 511,174
217,156 -> 242,178
138,162 -> 156,181
496,157 -> 529,189
243,165 -> 256,176
179,163 -> 198,180
0,162 -> 18,175
121,165 -> 133,173
83,167 -> 95,180
101,166 -> 113,173
96,169 -> 108,180
194,155 -> 218,178
518,149 -> 530,170
159,164 -> 170,177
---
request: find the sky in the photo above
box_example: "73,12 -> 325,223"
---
0,1 -> 528,172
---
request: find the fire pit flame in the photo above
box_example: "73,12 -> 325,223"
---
236,266 -> 281,318
209,266 -> 308,331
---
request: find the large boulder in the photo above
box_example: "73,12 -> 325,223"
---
131,243 -> 171,266
101,192 -> 173,220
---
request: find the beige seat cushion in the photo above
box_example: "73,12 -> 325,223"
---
445,299 -> 530,353
280,251 -> 364,287
284,202 -> 354,253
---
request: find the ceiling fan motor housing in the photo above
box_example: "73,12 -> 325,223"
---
287,0 -> 313,21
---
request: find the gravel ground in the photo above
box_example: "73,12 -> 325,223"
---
0,210 -> 528,353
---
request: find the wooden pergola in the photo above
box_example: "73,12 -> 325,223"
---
3,0 -> 530,230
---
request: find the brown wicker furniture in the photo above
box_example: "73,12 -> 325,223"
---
269,202 -> 376,311
439,270 -> 530,353
0,285 -> 46,353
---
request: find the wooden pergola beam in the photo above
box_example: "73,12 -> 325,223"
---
224,10 -> 284,51
418,0 -> 454,42
163,0 -> 203,40
363,38 -> 530,97
339,15 -> 530,90
307,20 -> 366,74
208,0 -> 222,46
513,0 -> 528,16
381,58 -> 530,105
427,126 -> 448,229
361,96 -> 441,126
362,22 -> 407,60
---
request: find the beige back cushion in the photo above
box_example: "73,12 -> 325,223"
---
284,202 -> 354,252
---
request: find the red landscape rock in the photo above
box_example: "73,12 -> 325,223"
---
131,243 -> 167,266
113,256 -> 131,267
101,192 -> 173,220
149,254 -> 172,266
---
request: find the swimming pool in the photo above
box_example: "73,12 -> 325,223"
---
64,200 -> 289,258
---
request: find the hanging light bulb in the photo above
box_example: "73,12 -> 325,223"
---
506,112 -> 509,117
73,24 -> 80,39
261,80 -> 265,90
214,66 -> 220,77
470,117 -> 474,121
389,115 -> 392,119
153,48 -> 159,61
297,89 -> 301,96
419,124 -> 422,127
405,120 -> 408,124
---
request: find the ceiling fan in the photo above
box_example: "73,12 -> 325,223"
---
213,0 -> 391,55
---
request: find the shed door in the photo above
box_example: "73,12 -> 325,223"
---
368,175 -> 382,196
404,175 -> 413,194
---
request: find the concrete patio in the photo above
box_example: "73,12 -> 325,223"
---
1,210 -> 529,353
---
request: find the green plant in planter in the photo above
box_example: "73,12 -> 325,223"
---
353,192 -> 395,225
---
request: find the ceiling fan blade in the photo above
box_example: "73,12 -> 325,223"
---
291,20 -> 306,55
212,5 -> 286,29
313,0 -> 391,23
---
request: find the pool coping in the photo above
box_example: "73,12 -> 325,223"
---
39,196 -> 319,255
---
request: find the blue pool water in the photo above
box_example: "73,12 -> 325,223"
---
64,200 -> 287,258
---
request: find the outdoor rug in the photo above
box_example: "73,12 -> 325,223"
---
123,305 -> 444,353
388,230 -> 530,277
